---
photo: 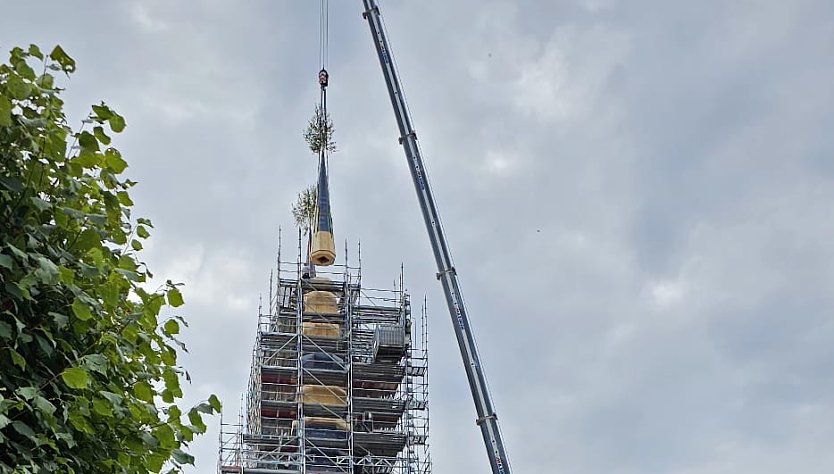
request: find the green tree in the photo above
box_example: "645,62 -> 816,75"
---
302,104 -> 336,154
0,45 -> 219,473
291,185 -> 317,234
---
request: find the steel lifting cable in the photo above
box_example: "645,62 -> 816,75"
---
319,0 -> 329,71
318,0 -> 329,165
324,0 -> 329,69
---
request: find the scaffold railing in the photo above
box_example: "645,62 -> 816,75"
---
219,235 -> 430,474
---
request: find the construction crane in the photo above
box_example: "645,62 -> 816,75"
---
361,2 -> 512,473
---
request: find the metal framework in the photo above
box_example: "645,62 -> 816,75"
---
219,234 -> 431,474
361,2 -> 511,473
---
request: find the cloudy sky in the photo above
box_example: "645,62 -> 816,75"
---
4,0 -> 834,472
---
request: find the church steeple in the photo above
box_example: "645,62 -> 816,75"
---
309,68 -> 336,266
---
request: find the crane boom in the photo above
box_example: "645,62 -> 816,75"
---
361,2 -> 511,473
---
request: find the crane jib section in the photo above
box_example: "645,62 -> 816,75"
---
361,2 -> 512,474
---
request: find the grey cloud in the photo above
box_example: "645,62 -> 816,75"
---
4,0 -> 834,473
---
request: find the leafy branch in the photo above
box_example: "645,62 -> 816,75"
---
0,44 -> 218,473
303,104 -> 336,154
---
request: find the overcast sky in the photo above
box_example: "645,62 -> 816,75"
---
4,0 -> 834,473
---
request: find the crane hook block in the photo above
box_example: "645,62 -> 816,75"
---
319,69 -> 329,88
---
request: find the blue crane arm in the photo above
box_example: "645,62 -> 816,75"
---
361,2 -> 512,473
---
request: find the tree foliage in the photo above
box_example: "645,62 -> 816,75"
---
302,104 -> 336,155
0,45 -> 219,473
291,185 -> 317,233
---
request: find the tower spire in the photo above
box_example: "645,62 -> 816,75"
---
310,4 -> 336,267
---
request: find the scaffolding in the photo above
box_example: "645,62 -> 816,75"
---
219,234 -> 431,474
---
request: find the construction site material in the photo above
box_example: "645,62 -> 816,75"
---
373,324 -> 407,361
302,352 -> 346,371
218,246 -> 431,474
301,417 -> 350,431
304,291 -> 339,315
363,1 -> 511,472
302,322 -> 341,339
310,229 -> 335,266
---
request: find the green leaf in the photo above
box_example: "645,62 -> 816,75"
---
34,333 -> 54,356
74,150 -> 99,168
49,45 -> 76,72
130,239 -> 143,251
78,131 -> 99,152
7,244 -> 28,260
123,324 -> 139,343
68,411 -> 94,434
9,348 -> 25,370
28,44 -> 44,59
12,59 -> 35,80
49,311 -> 69,329
105,149 -> 127,173
0,176 -> 22,192
167,288 -> 184,308
166,405 -> 182,420
36,73 -> 54,89
93,126 -> 111,145
0,96 -> 12,127
7,74 -> 31,100
100,391 -> 123,407
75,228 -> 101,251
0,321 -> 11,340
208,394 -> 222,412
92,398 -> 112,417
160,347 -> 176,366
61,367 -> 89,389
33,396 -> 56,416
133,381 -> 153,403
171,449 -> 194,465
54,206 -> 68,227
16,387 -> 37,400
136,225 -> 150,239
179,424 -> 194,442
81,354 -> 108,375
162,368 -> 181,397
71,297 -> 93,321
147,454 -> 166,472
187,409 -> 206,433
58,266 -> 74,284
109,113 -> 126,133
0,254 -> 12,269
163,319 -> 180,335
0,414 -> 10,430
115,268 -> 139,281
30,196 -> 51,212
100,282 -> 120,308
139,431 -> 158,449
18,273 -> 37,292
4,282 -> 24,301
34,256 -> 59,284
12,421 -> 36,440
117,191 -> 133,206
92,104 -> 112,120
